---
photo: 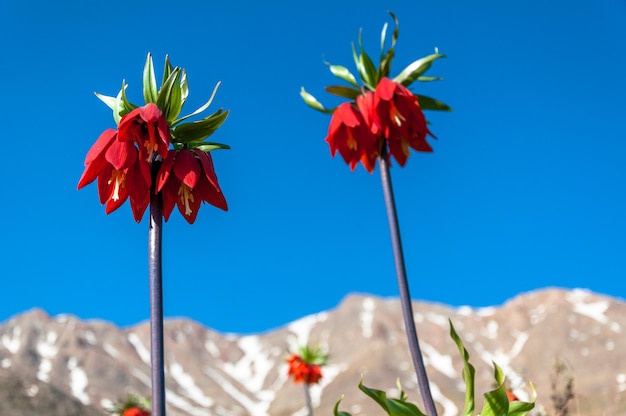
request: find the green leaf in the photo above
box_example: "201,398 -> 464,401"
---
358,380 -> 390,412
142,53 -> 158,104
180,69 -> 189,106
393,53 -> 446,87
300,87 -> 334,114
325,85 -> 361,100
94,92 -> 120,112
156,68 -> 182,123
417,95 -> 453,112
386,398 -> 426,416
328,64 -> 359,87
377,11 -> 399,80
191,142 -> 231,152
450,320 -> 476,416
173,81 -> 221,127
161,55 -> 173,88
118,81 -> 138,121
171,109 -> 229,143
508,400 -> 537,416
333,396 -> 352,416
417,76 -> 444,82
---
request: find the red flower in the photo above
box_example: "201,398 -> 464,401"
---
77,128 -> 151,222
373,77 -> 433,167
157,149 -> 228,224
286,353 -> 323,385
325,96 -> 379,173
506,389 -> 520,402
118,103 -> 170,164
122,407 -> 150,416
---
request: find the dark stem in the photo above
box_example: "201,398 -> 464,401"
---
303,383 -> 314,416
149,188 -> 166,416
378,151 -> 438,416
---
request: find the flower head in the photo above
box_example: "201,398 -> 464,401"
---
108,394 -> 150,416
301,11 -> 450,172
78,53 -> 230,223
286,344 -> 327,385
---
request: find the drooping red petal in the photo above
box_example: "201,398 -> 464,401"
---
105,140 -> 137,170
173,149 -> 201,188
156,150 -> 176,193
83,129 -> 117,166
160,175 -> 179,222
126,160 -> 151,223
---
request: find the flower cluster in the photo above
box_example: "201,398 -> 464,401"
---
301,12 -> 451,172
286,345 -> 327,385
108,394 -> 151,416
78,54 -> 229,224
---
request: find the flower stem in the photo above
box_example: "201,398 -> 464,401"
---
303,384 -> 314,416
378,151 -> 438,416
148,189 -> 166,416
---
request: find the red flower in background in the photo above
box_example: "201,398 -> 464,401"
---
286,353 -> 323,385
506,389 -> 520,402
122,407 -> 150,416
157,148 -> 228,224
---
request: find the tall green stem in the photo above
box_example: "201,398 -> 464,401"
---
304,384 -> 314,416
149,187 -> 166,416
378,150 -> 438,416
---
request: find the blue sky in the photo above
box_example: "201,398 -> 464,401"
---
1,0 -> 625,334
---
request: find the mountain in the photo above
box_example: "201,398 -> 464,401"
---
0,288 -> 624,416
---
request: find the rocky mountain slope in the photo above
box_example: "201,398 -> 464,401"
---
0,288 -> 624,416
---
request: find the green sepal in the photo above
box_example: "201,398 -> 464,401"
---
300,87 -> 334,114
327,64 -> 359,87
352,32 -> 378,89
333,396 -> 352,416
172,81 -> 222,127
156,68 -> 183,123
94,91 -> 120,112
393,53 -> 446,87
417,95 -> 452,112
450,320 -> 476,416
324,85 -> 361,100
142,53 -> 158,104
171,109 -> 229,143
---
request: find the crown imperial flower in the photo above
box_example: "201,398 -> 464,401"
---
301,11 -> 451,172
286,345 -> 327,386
78,54 -> 230,223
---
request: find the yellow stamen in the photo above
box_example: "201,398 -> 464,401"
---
178,183 -> 195,216
347,132 -> 358,151
107,170 -> 125,201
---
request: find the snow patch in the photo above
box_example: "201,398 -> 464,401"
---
2,325 -> 22,353
83,330 -> 96,345
204,366 -> 272,415
456,305 -> 473,316
429,381 -> 459,416
1,358 -> 10,368
204,339 -> 220,357
131,368 -> 151,386
166,388 -> 211,416
477,307 -> 496,317
287,312 -> 327,346
420,342 -> 456,378
68,357 -> 90,405
26,384 -> 39,397
360,298 -> 375,338
617,374 -> 626,393
425,312 -> 449,327
484,320 -> 498,339
103,343 -> 119,358
474,331 -> 528,391
567,290 -> 622,333
36,331 -> 59,382
222,335 -> 274,393
128,333 -> 151,364
169,361 -> 214,407
308,362 -> 346,408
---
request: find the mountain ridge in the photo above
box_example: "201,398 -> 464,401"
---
0,287 -> 624,416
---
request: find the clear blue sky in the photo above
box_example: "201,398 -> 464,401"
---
1,0 -> 625,334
